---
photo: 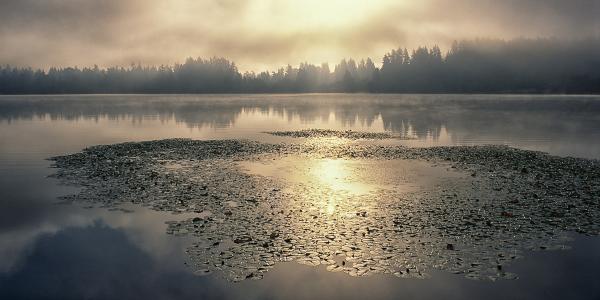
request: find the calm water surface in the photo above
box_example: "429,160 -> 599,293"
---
1,94 -> 600,299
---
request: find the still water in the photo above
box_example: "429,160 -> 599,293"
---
1,94 -> 600,299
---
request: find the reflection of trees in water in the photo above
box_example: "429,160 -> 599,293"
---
0,96 -> 244,130
1,95 -> 599,142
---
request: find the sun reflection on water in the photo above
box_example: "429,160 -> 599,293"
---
311,158 -> 373,193
310,159 -> 369,215
239,136 -> 449,217
240,152 -> 383,216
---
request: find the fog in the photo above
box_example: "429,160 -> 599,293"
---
2,38 -> 599,94
1,0 -> 598,71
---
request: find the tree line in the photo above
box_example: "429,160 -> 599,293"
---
1,38 -> 599,94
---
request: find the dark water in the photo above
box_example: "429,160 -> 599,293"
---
1,94 -> 600,300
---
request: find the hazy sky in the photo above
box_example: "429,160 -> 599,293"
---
1,0 -> 598,71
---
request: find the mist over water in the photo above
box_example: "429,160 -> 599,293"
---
1,94 -> 599,158
1,94 -> 600,299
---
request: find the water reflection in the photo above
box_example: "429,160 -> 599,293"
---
2,186 -> 600,300
1,94 -> 600,299
312,159 -> 369,215
1,94 -> 600,158
242,156 -> 376,216
313,159 -> 357,190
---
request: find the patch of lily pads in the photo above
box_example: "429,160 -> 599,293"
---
49,135 -> 600,282
266,129 -> 410,139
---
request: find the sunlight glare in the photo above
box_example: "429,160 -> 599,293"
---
311,159 -> 372,195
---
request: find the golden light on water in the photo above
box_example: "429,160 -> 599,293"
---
310,159 -> 372,195
241,150 -> 384,216
239,134 -> 465,219
309,158 -> 371,215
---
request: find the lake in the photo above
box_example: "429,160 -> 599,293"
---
1,94 -> 600,300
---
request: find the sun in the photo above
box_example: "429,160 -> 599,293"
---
245,0 -> 394,31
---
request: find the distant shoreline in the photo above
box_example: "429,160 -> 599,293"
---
2,39 -> 599,95
2,92 -> 600,96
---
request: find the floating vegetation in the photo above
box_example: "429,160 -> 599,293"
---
49,135 -> 600,282
266,129 -> 410,140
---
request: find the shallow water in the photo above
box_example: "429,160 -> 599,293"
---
239,157 -> 461,195
1,94 -> 600,299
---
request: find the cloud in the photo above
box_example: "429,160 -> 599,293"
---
0,0 -> 598,71
421,0 -> 600,38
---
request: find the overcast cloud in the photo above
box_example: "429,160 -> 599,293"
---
1,0 -> 598,71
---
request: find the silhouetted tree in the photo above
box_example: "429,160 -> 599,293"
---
1,38 -> 599,94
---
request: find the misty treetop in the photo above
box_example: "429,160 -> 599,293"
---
1,38 -> 599,94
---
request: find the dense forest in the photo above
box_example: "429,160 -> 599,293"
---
1,38 -> 599,94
